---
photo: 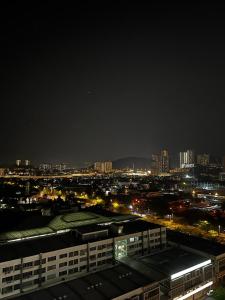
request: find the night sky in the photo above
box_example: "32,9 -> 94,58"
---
1,2 -> 225,166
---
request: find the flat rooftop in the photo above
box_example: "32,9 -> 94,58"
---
13,264 -> 156,300
121,219 -> 162,234
77,220 -> 162,235
0,211 -> 138,242
121,247 -> 209,281
167,230 -> 225,257
0,232 -> 80,263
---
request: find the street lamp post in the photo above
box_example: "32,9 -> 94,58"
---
169,208 -> 173,221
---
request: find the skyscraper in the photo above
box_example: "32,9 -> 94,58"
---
94,161 -> 112,173
39,163 -> 52,171
159,149 -> 170,173
25,160 -> 31,166
197,154 -> 210,166
151,154 -> 160,175
16,159 -> 21,167
179,150 -> 195,168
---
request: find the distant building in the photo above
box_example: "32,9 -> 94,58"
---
54,163 -> 67,172
219,172 -> 225,181
159,149 -> 170,173
0,168 -> 5,176
151,154 -> 160,175
197,153 -> 210,166
15,160 -> 21,167
223,156 -> 225,172
179,149 -> 195,168
94,161 -> 112,173
39,163 -> 52,171
24,160 -> 31,167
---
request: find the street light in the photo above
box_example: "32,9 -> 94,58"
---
169,208 -> 173,221
218,225 -> 221,235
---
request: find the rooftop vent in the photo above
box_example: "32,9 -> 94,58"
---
118,272 -> 132,279
87,282 -> 103,290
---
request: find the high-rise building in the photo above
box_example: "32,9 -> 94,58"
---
104,161 -> 112,173
179,149 -> 195,168
197,154 -> 210,166
15,160 -> 21,167
94,161 -> 112,173
54,163 -> 67,172
151,154 -> 160,175
25,160 -> 31,166
0,168 -> 5,176
39,163 -> 52,171
159,149 -> 170,173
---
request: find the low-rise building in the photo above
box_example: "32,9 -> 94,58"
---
168,230 -> 225,286
122,247 -> 213,300
13,264 -> 160,300
0,219 -> 166,299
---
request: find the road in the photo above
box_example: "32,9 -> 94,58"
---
143,214 -> 225,244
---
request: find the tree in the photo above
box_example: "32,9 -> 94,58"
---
221,202 -> 225,211
213,287 -> 225,300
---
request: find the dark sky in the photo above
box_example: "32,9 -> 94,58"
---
1,2 -> 225,166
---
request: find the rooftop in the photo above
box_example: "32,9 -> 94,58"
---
13,264 -> 156,300
121,247 -> 210,281
167,230 -> 225,257
121,219 -> 161,234
0,232 -> 79,263
0,211 -> 138,242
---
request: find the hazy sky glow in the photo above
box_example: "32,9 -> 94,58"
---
1,2 -> 225,166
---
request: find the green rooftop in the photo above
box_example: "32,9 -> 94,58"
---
0,211 -> 137,241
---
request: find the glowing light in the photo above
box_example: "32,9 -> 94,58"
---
112,202 -> 119,208
171,259 -> 211,280
175,281 -> 213,300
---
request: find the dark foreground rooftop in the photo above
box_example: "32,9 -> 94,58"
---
0,232 -> 78,263
0,210 -> 139,242
13,264 -> 156,300
122,247 -> 209,281
167,230 -> 225,256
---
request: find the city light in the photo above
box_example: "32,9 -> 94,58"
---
112,202 -> 119,208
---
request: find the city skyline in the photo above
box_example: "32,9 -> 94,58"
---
2,3 -> 225,299
1,2 -> 225,164
1,148 -> 224,170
